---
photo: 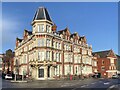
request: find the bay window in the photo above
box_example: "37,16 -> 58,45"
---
38,39 -> 45,46
38,51 -> 44,61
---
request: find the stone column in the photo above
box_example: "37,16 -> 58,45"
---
36,67 -> 38,79
44,66 -> 48,80
34,68 -> 37,79
50,66 -> 54,78
32,68 -> 35,79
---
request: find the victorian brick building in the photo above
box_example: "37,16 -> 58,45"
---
93,49 -> 117,78
14,7 -> 93,80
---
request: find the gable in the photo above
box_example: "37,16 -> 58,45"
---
74,33 -> 80,40
65,28 -> 71,36
107,50 -> 117,58
80,36 -> 87,43
23,30 -> 28,40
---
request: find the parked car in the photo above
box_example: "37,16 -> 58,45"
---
112,75 -> 119,79
5,74 -> 13,80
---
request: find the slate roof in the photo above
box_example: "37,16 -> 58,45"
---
79,36 -> 85,40
17,38 -> 23,42
70,33 -> 76,38
92,50 -> 112,58
24,29 -> 32,35
58,28 -> 67,34
33,7 -> 52,22
28,31 -> 32,35
116,54 -> 120,59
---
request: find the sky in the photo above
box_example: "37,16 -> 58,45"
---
1,2 -> 118,54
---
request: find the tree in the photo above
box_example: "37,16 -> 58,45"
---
3,49 -> 14,74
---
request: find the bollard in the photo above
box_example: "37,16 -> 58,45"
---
70,75 -> 72,80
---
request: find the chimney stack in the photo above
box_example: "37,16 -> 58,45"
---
52,24 -> 57,32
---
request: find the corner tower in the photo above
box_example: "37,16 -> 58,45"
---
31,7 -> 53,34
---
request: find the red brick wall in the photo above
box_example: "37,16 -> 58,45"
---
97,58 -> 110,78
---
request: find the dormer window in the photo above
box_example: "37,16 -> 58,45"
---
46,25 -> 50,33
38,24 -> 44,32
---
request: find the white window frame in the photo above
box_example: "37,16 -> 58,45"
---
38,24 -> 44,32
46,25 -> 50,33
46,51 -> 50,60
47,39 -> 50,47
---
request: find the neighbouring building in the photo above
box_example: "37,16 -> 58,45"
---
93,49 -> 117,78
14,7 -> 93,80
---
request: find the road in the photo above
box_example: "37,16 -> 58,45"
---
2,78 -> 120,90
69,78 -> 120,90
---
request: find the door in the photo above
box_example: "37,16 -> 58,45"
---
39,69 -> 44,78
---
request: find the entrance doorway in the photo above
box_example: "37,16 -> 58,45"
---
38,69 -> 44,78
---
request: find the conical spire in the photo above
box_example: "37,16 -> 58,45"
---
33,7 -> 52,22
